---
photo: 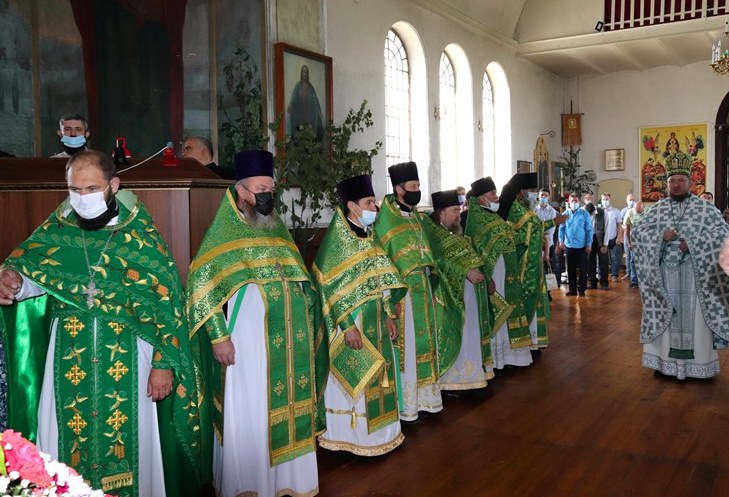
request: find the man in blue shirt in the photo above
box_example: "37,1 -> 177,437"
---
557,192 -> 593,296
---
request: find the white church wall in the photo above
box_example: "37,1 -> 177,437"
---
325,0 -> 565,197
568,62 -> 728,205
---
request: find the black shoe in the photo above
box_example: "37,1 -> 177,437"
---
600,285 -> 609,290
629,282 -> 638,288
578,292 -> 586,297
587,284 -> 597,290
565,291 -> 577,296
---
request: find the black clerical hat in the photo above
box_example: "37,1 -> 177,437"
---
388,161 -> 419,188
233,150 -> 274,180
508,172 -> 538,191
337,174 -> 375,204
470,177 -> 496,197
431,189 -> 460,209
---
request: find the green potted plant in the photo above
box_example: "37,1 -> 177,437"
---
218,48 -> 270,167
274,100 -> 382,262
555,148 -> 596,200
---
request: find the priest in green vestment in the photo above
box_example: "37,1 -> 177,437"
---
463,177 -> 528,370
423,190 -> 491,390
0,150 -> 204,497
634,151 -> 729,379
499,173 -> 562,349
373,161 -> 442,421
185,150 -> 320,497
314,174 -> 407,456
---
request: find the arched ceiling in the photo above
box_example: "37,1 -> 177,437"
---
423,0 -> 724,78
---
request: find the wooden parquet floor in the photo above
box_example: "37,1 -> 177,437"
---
315,278 -> 729,497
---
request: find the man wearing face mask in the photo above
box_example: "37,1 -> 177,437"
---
463,177 -> 529,370
499,173 -> 565,350
535,188 -> 558,296
373,161 -> 442,421
185,150 -> 320,497
0,150 -> 205,497
600,192 -> 623,282
620,194 -> 637,282
51,113 -> 90,158
313,174 -> 407,456
584,199 -> 609,290
557,192 -> 593,296
423,190 -> 492,391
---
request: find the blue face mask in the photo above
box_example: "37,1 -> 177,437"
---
61,135 -> 87,148
539,197 -> 548,204
527,192 -> 538,202
359,209 -> 377,227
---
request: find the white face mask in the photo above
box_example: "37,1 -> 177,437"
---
458,195 -> 467,205
359,208 -> 377,227
485,201 -> 499,212
627,200 -> 635,208
69,186 -> 109,219
602,199 -> 611,208
570,201 -> 580,210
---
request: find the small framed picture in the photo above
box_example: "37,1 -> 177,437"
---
516,160 -> 532,174
605,148 -> 625,171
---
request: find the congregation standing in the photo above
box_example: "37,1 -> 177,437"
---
4,137 -> 729,496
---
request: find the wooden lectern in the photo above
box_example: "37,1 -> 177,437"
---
0,157 -> 232,281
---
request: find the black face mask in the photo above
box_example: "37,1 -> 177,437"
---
76,196 -> 120,231
253,191 -> 275,216
584,203 -> 595,215
402,190 -> 421,207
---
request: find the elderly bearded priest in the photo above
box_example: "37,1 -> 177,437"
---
633,151 -> 729,379
0,150 -> 203,497
186,150 -> 320,497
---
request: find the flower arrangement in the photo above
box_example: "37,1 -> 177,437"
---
0,430 -> 113,496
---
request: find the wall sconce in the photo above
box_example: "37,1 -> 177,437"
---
477,120 -> 483,132
433,106 -> 440,121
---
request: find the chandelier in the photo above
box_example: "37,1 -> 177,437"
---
711,20 -> 729,75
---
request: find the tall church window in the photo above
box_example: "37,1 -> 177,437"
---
384,30 -> 411,168
439,52 -> 456,187
482,73 -> 495,178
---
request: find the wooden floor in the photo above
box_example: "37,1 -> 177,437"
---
315,277 -> 729,497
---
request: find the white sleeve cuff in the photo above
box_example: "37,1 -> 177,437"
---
15,273 -> 45,301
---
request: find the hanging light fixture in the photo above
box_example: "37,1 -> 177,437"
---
710,18 -> 729,75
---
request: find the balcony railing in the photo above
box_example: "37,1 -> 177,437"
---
604,0 -> 728,31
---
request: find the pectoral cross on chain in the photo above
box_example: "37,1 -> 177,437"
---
83,281 -> 100,308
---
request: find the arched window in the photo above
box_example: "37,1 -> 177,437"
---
384,30 -> 411,172
485,62 -> 511,188
482,73 -> 495,178
439,52 -> 456,189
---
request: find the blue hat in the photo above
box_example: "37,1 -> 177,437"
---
233,150 -> 274,181
337,174 -> 375,204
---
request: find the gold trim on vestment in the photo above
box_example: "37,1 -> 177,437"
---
438,379 -> 488,391
187,257 -> 306,313
311,247 -> 383,284
319,268 -> 402,320
378,222 -> 421,246
317,432 -> 404,457
190,237 -> 300,273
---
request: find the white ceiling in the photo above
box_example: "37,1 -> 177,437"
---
426,0 -> 726,78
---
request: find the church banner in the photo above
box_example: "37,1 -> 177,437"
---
638,123 -> 708,203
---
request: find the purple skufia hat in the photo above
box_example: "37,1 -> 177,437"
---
233,150 -> 274,181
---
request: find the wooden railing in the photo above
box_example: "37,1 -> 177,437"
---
604,0 -> 728,31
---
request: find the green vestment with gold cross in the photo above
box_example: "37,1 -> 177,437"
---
185,187 -> 320,466
421,216 -> 491,374
312,208 -> 407,435
0,191 -> 205,497
373,194 -> 439,383
507,200 -> 553,347
463,198 -> 525,349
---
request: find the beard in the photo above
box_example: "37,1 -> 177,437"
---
447,221 -> 463,235
669,192 -> 691,202
240,202 -> 278,229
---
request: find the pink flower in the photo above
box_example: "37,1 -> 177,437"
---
1,430 -> 53,488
